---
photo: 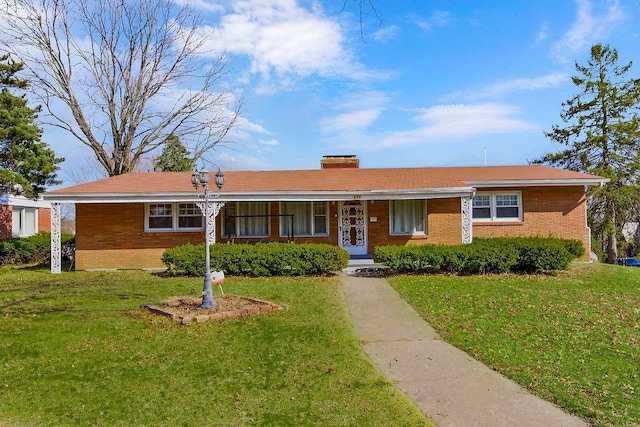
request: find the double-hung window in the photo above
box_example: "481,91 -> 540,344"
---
12,207 -> 37,237
390,199 -> 426,235
279,202 -> 328,237
146,203 -> 203,231
472,192 -> 522,221
223,202 -> 270,237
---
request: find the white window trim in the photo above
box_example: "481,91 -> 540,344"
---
389,199 -> 427,236
222,201 -> 271,238
472,191 -> 523,222
144,202 -> 203,232
278,201 -> 329,237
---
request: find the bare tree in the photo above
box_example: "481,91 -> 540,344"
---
1,0 -> 240,176
343,0 -> 383,40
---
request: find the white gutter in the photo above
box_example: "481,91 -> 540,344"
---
42,187 -> 476,204
1,194 -> 51,208
464,178 -> 609,187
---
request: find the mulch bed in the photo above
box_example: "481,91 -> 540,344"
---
144,295 -> 283,325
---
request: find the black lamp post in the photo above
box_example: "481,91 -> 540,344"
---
191,166 -> 224,308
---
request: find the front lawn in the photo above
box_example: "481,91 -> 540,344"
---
0,267 -> 430,426
389,262 -> 640,426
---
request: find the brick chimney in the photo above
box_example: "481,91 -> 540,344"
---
320,155 -> 359,169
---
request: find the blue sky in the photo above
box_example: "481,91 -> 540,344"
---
45,0 -> 640,178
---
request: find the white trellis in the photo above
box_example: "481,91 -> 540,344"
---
50,202 -> 61,273
461,195 -> 473,244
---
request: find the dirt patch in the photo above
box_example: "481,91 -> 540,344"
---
145,295 -> 283,325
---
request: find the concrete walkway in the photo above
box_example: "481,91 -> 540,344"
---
341,273 -> 587,427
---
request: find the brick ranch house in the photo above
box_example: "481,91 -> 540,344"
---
0,193 -> 51,239
43,156 -> 607,272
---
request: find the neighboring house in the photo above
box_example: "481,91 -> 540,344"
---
43,155 -> 607,271
0,193 -> 51,239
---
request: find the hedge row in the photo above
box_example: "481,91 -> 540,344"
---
0,233 -> 76,266
374,237 -> 584,274
162,242 -> 350,277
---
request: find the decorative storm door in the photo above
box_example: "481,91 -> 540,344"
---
339,200 -> 367,256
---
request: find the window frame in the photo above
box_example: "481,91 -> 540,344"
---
279,201 -> 329,237
472,191 -> 523,222
222,201 -> 271,238
12,206 -> 38,238
144,202 -> 203,232
389,199 -> 427,236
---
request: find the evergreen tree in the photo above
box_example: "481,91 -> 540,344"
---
154,134 -> 195,172
535,44 -> 640,263
0,54 -> 63,197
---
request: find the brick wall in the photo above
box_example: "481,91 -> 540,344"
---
75,203 -> 205,270
472,186 -> 590,255
38,208 -> 51,233
74,187 -> 590,269
0,205 -> 12,239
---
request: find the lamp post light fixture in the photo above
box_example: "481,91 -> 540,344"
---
191,166 -> 224,309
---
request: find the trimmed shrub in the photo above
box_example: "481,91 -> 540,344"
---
0,233 -> 75,266
375,236 -> 582,275
162,242 -> 350,277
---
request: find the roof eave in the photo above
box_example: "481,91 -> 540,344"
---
42,187 -> 476,203
464,178 -> 609,188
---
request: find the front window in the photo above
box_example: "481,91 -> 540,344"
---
472,195 -> 491,219
390,199 -> 426,235
223,202 -> 270,237
280,202 -> 328,237
472,192 -> 522,221
12,207 -> 37,237
178,203 -> 203,229
146,203 -> 202,231
148,203 -> 174,230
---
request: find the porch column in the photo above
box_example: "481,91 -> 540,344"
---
461,195 -> 473,244
50,202 -> 61,273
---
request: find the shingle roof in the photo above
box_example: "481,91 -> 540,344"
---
43,165 -> 607,202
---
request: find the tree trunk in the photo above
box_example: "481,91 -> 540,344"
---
606,199 -> 618,264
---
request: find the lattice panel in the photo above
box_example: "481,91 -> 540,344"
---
461,195 -> 473,244
51,203 -> 61,274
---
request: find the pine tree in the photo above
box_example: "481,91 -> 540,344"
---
0,54 -> 63,197
153,134 -> 195,172
535,44 -> 640,263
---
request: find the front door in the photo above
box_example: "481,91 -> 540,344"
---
339,200 -> 368,256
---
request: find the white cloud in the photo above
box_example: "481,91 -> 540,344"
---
259,138 -> 279,146
321,109 -> 381,134
172,0 -> 225,13
323,103 -> 537,150
415,11 -> 451,32
217,150 -> 273,170
372,24 -> 399,42
552,0 -> 624,62
235,116 -> 269,134
200,0 -> 379,90
534,22 -> 549,45
377,104 -> 536,148
320,90 -> 390,134
447,72 -> 569,101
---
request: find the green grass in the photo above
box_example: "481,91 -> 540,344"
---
0,267 -> 430,426
389,262 -> 640,426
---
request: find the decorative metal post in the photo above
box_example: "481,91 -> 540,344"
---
192,167 -> 224,309
461,195 -> 473,244
51,202 -> 62,274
